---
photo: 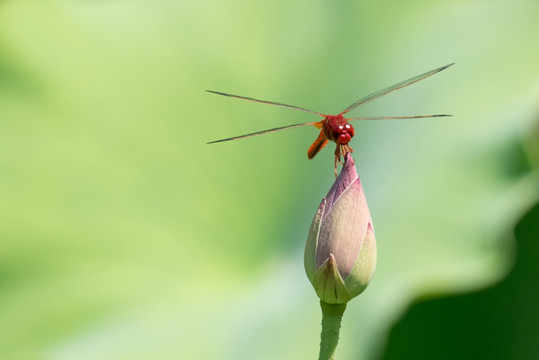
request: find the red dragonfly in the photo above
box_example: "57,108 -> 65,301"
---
208,63 -> 453,175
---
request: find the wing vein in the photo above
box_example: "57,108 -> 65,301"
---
342,63 -> 454,114
207,122 -> 318,144
207,90 -> 324,116
348,114 -> 452,120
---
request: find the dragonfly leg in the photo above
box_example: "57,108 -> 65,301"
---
336,145 -> 354,174
334,144 -> 354,176
336,145 -> 347,165
345,145 -> 353,160
334,145 -> 344,177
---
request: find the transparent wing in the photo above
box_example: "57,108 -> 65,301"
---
348,114 -> 452,121
207,121 -> 319,144
342,63 -> 454,114
207,90 -> 324,116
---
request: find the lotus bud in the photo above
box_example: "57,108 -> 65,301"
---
304,153 -> 377,304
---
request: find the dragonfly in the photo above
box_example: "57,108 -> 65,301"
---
207,63 -> 453,176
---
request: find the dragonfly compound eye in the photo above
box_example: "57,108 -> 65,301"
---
335,123 -> 354,145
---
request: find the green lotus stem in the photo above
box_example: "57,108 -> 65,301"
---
318,300 -> 347,360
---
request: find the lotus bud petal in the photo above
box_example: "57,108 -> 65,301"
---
304,154 -> 377,304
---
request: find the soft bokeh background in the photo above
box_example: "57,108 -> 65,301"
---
1,1 -> 538,359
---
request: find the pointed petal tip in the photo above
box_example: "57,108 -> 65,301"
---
328,253 -> 336,263
340,153 -> 359,183
343,153 -> 355,166
323,153 -> 360,215
321,253 -> 338,277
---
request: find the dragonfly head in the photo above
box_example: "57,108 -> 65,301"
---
325,114 -> 355,145
334,122 -> 355,145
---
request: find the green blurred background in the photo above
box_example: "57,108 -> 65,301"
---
1,1 -> 538,359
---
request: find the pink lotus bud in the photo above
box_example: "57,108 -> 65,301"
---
304,154 -> 377,304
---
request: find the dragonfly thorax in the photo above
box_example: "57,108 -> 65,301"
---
324,114 -> 355,145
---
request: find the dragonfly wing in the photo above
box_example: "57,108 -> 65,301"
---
348,114 -> 452,120
207,121 -> 319,144
207,90 -> 324,116
342,63 -> 454,114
